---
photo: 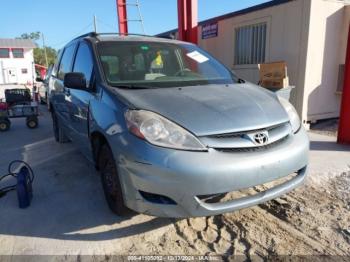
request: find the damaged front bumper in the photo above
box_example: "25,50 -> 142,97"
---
111,127 -> 309,218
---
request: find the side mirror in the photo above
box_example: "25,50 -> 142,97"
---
64,72 -> 86,90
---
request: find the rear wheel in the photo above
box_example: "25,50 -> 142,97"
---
0,119 -> 10,131
26,116 -> 38,129
52,111 -> 70,143
99,143 -> 130,216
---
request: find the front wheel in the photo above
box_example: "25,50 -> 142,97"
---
99,143 -> 130,216
0,118 -> 11,131
26,116 -> 38,129
52,111 -> 69,143
40,96 -> 45,105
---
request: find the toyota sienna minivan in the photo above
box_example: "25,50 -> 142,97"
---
49,32 -> 309,217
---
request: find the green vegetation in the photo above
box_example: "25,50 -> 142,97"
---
17,31 -> 57,67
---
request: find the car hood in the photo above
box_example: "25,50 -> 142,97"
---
115,83 -> 290,136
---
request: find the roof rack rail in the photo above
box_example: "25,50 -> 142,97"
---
72,32 -> 157,42
73,32 -> 157,40
94,32 -> 155,38
71,32 -> 98,41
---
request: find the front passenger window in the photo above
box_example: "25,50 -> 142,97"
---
73,42 -> 94,88
57,44 -> 76,80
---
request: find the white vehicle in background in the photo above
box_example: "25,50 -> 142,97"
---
38,65 -> 53,105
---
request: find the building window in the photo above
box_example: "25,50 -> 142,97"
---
0,48 -> 10,58
12,48 -> 24,58
234,23 -> 267,65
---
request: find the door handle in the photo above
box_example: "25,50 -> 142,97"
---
64,87 -> 71,96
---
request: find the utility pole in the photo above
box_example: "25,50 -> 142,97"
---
93,15 -> 98,33
41,33 -> 48,68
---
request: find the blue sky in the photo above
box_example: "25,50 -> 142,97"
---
0,0 -> 270,49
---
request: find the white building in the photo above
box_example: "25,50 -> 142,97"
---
159,0 -> 350,124
0,38 -> 36,85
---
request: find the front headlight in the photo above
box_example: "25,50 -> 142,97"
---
125,110 -> 207,151
278,97 -> 301,133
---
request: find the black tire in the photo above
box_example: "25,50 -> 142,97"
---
52,111 -> 70,143
0,119 -> 10,131
26,116 -> 38,129
99,143 -> 130,216
40,97 -> 45,105
47,101 -> 51,112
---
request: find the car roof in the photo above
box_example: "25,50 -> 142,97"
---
68,32 -> 191,46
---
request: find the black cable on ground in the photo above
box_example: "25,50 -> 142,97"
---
0,160 -> 34,198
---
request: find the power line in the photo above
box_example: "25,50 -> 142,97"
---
50,22 -> 93,48
96,18 -> 117,32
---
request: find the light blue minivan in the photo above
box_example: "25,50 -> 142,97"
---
49,32 -> 309,217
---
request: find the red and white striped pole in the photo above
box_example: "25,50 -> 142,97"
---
177,0 -> 198,44
338,25 -> 350,144
116,0 -> 128,35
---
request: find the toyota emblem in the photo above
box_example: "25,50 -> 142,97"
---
253,132 -> 269,145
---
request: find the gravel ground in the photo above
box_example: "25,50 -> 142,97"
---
0,106 -> 349,260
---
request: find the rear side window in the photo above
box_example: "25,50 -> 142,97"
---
73,42 -> 94,87
57,44 -> 76,80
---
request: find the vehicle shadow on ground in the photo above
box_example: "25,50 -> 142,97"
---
0,138 -> 173,241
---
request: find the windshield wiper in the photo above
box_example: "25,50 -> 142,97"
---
113,84 -> 157,89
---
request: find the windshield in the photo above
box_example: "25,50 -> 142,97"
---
97,41 -> 238,88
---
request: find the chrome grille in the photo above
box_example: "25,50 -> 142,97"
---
215,135 -> 289,153
208,122 -> 287,139
199,122 -> 291,151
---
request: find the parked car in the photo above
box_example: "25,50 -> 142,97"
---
49,32 -> 309,217
37,65 -> 53,105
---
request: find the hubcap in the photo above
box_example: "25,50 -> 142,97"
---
29,121 -> 36,128
0,123 -> 7,130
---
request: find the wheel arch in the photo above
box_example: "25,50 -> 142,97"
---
90,131 -> 109,170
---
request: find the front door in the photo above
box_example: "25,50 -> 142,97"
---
6,68 -> 17,83
53,43 -> 77,138
68,41 -> 95,159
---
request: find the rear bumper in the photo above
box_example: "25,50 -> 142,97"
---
112,128 -> 309,217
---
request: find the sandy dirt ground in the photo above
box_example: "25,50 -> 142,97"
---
0,107 -> 349,260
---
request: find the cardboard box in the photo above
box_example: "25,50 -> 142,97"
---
260,77 -> 289,89
259,61 -> 289,89
259,61 -> 288,80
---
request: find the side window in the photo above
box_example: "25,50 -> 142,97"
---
57,44 -> 76,80
73,42 -> 94,87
